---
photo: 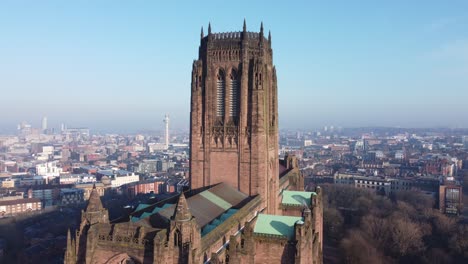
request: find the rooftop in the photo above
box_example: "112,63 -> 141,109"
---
0,198 -> 41,206
131,183 -> 249,235
254,214 -> 303,240
281,190 -> 316,206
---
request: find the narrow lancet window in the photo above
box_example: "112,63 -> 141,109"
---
216,70 -> 226,117
229,70 -> 239,117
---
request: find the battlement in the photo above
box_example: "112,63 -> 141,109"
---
207,31 -> 264,40
212,31 -> 242,40
200,21 -> 271,45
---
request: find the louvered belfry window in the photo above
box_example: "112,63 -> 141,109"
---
229,70 -> 239,117
216,70 -> 225,117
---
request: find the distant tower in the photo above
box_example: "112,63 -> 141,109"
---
42,116 -> 48,132
163,114 -> 170,149
463,135 -> 468,149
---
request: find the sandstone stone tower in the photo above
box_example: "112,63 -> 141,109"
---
190,21 -> 279,214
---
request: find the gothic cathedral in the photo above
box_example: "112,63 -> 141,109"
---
65,22 -> 323,264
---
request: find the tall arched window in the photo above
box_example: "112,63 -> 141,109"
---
216,70 -> 226,117
229,70 -> 239,117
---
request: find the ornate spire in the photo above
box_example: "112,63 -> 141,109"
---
208,22 -> 211,35
86,184 -> 103,212
243,18 -> 247,32
268,30 -> 271,44
201,26 -> 204,39
259,22 -> 264,45
173,192 -> 192,221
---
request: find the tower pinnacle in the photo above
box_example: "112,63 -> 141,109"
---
86,184 -> 103,212
173,192 -> 192,221
208,22 -> 211,35
201,26 -> 204,39
243,19 -> 247,32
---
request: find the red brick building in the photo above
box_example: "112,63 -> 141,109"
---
124,179 -> 166,198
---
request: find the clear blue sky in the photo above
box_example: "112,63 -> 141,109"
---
1,1 -> 467,133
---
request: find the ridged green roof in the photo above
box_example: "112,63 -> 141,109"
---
201,208 -> 239,237
135,203 -> 151,212
199,191 -> 232,210
281,190 -> 316,206
254,214 -> 303,239
131,203 -> 175,223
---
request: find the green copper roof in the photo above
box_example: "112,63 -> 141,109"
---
201,208 -> 239,237
281,190 -> 316,206
131,203 -> 175,223
135,203 -> 151,212
254,214 -> 303,239
199,191 -> 232,210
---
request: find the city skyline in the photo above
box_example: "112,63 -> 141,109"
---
1,1 -> 468,133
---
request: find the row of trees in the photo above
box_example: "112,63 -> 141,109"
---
322,184 -> 468,264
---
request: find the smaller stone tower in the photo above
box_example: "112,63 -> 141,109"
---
66,184 -> 109,264
168,193 -> 201,264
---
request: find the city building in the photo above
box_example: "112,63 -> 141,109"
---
20,176 -> 45,186
333,172 -> 433,195
135,159 -> 159,174
59,174 -> 96,185
75,182 -> 108,200
59,174 -> 82,185
439,181 -> 463,215
1,178 -> 17,188
123,179 -> 166,198
65,23 -> 322,264
36,161 -> 63,179
108,170 -> 139,188
60,188 -> 85,206
0,192 -> 24,201
0,198 -> 42,217
28,188 -> 59,206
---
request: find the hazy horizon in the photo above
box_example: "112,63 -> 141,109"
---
1,1 -> 468,133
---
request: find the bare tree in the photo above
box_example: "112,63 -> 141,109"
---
449,224 -> 468,258
340,230 -> 387,264
324,207 -> 345,242
388,215 -> 425,257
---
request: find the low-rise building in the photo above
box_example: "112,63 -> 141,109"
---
0,198 -> 42,217
135,159 -> 158,174
439,181 -> 463,215
60,188 -> 85,206
123,179 -> 166,198
335,173 -> 392,194
59,174 -> 96,185
59,174 -> 81,185
36,161 -> 63,178
20,176 -> 45,186
29,188 -> 58,206
97,170 -> 139,188
1,178 -> 18,188
75,182 -> 107,200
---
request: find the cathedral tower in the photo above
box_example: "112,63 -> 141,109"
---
190,21 -> 279,213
